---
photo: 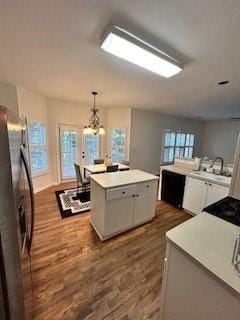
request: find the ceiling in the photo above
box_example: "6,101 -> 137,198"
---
0,0 -> 240,119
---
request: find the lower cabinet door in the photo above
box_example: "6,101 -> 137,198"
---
183,177 -> 207,214
205,183 -> 229,208
104,196 -> 135,236
134,193 -> 156,225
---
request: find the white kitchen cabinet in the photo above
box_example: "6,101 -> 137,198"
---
160,242 -> 240,320
182,177 -> 207,214
205,182 -> 229,207
183,177 -> 229,214
90,170 -> 158,240
134,192 -> 156,225
105,195 -> 135,236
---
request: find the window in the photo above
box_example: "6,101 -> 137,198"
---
111,129 -> 126,163
84,134 -> 100,165
60,128 -> 78,179
28,122 -> 48,175
162,130 -> 195,163
163,131 -> 176,163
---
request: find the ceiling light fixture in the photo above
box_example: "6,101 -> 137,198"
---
83,91 -> 105,135
101,25 -> 183,78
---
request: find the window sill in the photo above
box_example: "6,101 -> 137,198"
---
32,171 -> 50,178
160,162 -> 174,166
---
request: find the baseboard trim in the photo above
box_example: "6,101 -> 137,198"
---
34,182 -> 59,194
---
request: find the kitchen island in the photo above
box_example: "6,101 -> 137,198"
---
90,169 -> 159,240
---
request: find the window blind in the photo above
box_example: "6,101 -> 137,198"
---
28,122 -> 48,175
111,129 -> 126,163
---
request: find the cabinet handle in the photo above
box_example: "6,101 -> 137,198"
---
232,235 -> 240,265
136,194 -> 139,197
205,182 -> 207,185
122,191 -> 126,195
146,185 -> 150,188
132,194 -> 135,198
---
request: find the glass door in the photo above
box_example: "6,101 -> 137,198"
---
60,126 -> 81,180
83,134 -> 100,165
59,126 -> 101,180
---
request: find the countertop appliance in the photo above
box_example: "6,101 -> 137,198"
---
193,157 -> 201,171
230,133 -> 240,200
161,170 -> 186,208
204,196 -> 240,226
0,106 -> 35,320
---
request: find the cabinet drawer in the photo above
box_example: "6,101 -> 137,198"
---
137,180 -> 157,194
106,184 -> 137,201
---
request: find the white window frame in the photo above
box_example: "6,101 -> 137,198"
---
28,121 -> 48,177
110,128 -> 127,163
161,130 -> 195,164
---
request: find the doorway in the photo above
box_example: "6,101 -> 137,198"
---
59,125 -> 101,180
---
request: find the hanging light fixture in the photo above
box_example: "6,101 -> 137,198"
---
83,91 -> 105,135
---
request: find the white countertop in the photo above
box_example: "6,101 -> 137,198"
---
167,212 -> 240,296
161,164 -> 193,176
161,164 -> 231,187
90,169 -> 159,189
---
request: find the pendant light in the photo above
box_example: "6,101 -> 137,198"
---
83,91 -> 105,135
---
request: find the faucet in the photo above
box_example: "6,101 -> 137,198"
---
210,157 -> 224,174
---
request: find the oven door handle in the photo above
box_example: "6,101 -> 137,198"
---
20,145 -> 35,253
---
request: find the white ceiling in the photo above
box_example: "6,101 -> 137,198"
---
0,0 -> 240,119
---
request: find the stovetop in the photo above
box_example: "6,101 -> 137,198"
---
204,196 -> 240,226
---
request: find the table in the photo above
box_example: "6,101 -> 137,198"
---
83,163 -> 130,178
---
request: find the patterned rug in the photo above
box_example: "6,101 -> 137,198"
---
55,187 -> 91,219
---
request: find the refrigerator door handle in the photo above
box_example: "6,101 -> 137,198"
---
20,145 -> 35,253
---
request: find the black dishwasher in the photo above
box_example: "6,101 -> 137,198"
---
161,170 -> 186,208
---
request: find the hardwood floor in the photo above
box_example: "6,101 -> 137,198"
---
32,182 -> 191,320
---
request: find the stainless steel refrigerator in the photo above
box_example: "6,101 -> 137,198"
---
0,106 -> 35,320
230,133 -> 240,200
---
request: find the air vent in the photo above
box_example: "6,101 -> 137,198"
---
218,81 -> 229,85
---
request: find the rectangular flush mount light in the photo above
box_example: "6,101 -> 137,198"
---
101,26 -> 183,78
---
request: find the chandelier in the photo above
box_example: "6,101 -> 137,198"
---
83,91 -> 105,135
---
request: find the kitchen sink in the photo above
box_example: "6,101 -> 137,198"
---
190,171 -> 232,185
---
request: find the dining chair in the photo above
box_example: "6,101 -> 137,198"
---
94,159 -> 104,164
106,164 -> 119,172
74,163 -> 90,193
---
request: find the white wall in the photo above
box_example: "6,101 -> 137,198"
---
17,87 -> 52,192
129,109 -> 204,174
201,120 -> 240,163
0,81 -> 19,115
107,108 -> 131,160
46,97 -> 107,183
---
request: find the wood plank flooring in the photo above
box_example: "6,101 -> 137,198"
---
32,182 -> 191,320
